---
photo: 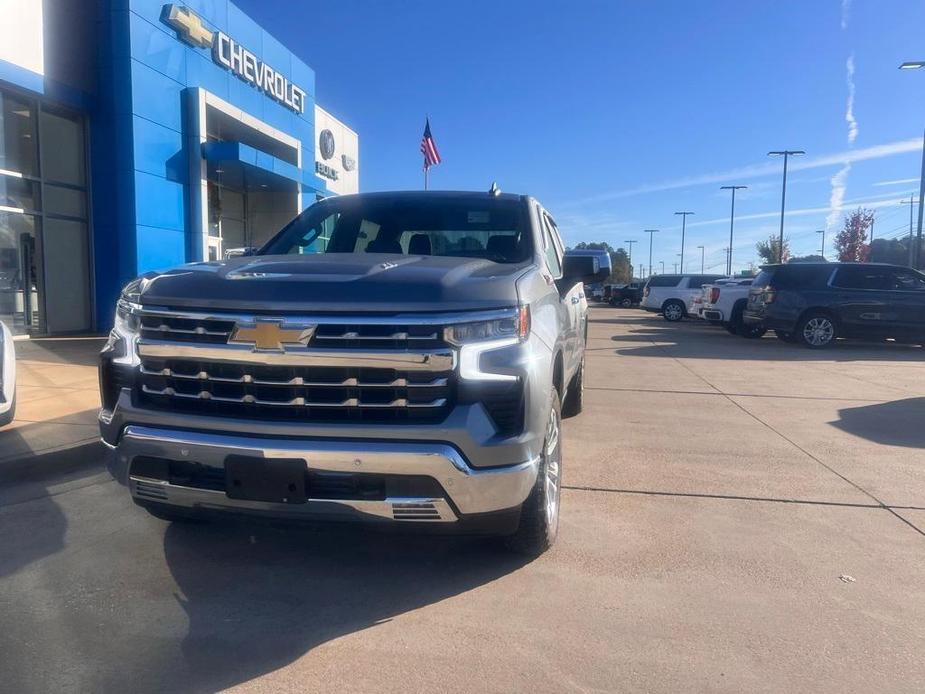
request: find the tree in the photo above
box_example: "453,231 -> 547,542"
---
789,254 -> 827,263
869,238 -> 909,265
834,207 -> 873,262
573,241 -> 614,252
756,234 -> 790,264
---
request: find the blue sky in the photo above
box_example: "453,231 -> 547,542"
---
236,0 -> 925,274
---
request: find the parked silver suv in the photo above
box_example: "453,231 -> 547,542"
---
99,191 -> 608,554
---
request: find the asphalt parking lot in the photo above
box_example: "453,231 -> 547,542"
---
1,308 -> 924,693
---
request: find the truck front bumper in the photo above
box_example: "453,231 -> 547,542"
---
106,425 -> 539,528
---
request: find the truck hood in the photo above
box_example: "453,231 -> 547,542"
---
136,254 -> 530,313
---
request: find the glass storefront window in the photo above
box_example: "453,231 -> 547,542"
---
0,88 -> 91,335
0,92 -> 38,176
40,108 -> 86,186
0,173 -> 40,211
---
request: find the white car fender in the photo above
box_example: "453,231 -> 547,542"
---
0,320 -> 15,425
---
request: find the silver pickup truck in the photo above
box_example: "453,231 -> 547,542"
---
99,190 -> 608,554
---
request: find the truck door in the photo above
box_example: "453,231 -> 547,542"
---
886,267 -> 925,339
542,212 -> 582,378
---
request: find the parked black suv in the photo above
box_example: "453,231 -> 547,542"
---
743,262 -> 925,348
609,282 -> 643,307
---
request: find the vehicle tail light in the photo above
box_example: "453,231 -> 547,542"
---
710,287 -> 720,304
764,289 -> 776,304
643,286 -> 650,298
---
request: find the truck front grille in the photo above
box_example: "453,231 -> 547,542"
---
137,358 -> 453,423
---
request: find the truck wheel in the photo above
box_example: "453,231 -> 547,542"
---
797,311 -> 838,348
562,359 -> 583,418
0,392 -> 15,427
505,389 -> 561,556
662,300 -> 685,322
620,297 -> 633,308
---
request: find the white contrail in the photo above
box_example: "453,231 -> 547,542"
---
561,138 -> 920,208
842,0 -> 851,29
826,163 -> 851,231
845,55 -> 858,144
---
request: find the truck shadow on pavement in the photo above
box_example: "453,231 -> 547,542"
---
605,326 -> 925,362
125,520 -> 532,692
832,397 -> 925,448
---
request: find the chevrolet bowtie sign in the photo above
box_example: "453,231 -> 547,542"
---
162,4 -> 307,114
228,321 -> 317,352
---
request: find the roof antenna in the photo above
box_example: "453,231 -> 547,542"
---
488,182 -> 501,197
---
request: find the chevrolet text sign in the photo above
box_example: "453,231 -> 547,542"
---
163,4 -> 307,114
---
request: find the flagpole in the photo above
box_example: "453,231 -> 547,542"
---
424,165 -> 428,191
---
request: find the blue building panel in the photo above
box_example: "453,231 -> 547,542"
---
134,170 -> 187,232
129,11 -> 188,84
132,115 -> 187,182
129,59 -> 185,132
136,225 -> 188,274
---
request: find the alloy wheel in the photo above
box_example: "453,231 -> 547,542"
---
664,304 -> 683,321
803,317 -> 834,346
544,406 -> 561,526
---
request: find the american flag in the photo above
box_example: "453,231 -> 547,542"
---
420,118 -> 442,170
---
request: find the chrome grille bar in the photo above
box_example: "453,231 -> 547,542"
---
141,385 -> 447,409
139,365 -> 448,388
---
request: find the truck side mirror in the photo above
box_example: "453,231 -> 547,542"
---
562,254 -> 611,286
224,247 -> 258,259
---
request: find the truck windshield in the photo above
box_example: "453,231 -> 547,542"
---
260,196 -> 531,263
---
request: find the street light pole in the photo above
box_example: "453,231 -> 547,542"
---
899,63 -> 925,268
644,229 -> 659,278
624,239 -> 637,277
697,245 -> 705,273
674,211 -> 694,272
723,247 -> 731,271
720,185 -> 747,275
660,261 -> 665,274
901,197 -> 919,266
816,229 -> 825,259
768,150 -> 805,262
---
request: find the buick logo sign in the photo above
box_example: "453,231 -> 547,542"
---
319,129 -> 336,160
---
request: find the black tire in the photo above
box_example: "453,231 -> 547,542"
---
505,388 -> 561,556
0,392 -> 15,427
662,300 -> 685,322
796,311 -> 838,349
562,358 -> 583,418
775,330 -> 797,343
620,297 -> 633,308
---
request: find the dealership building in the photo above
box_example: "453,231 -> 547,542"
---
0,0 -> 359,336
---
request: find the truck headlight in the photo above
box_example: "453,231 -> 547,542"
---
104,280 -> 144,366
446,306 -> 529,382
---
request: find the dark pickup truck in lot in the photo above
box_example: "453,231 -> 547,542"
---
608,282 -> 643,307
99,190 -> 609,555
744,262 -> 925,348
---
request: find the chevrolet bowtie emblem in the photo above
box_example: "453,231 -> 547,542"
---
163,4 -> 214,49
229,321 -> 316,352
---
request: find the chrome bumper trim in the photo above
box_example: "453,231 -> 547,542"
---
130,476 -> 458,522
137,339 -> 455,372
113,425 -> 539,518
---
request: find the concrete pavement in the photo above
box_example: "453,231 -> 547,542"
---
0,310 -> 923,693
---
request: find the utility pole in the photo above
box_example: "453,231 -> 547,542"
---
897,64 -> 925,267
768,150 -> 805,262
624,239 -> 637,277
697,245 -> 705,273
816,229 -> 826,259
720,185 -> 747,275
644,229 -> 659,278
659,261 -> 665,274
869,213 -> 875,244
723,247 -> 731,272
901,197 -> 919,266
674,211 -> 694,272
672,262 -> 678,274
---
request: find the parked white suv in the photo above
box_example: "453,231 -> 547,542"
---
641,274 -> 728,321
0,320 -> 15,427
699,278 -> 765,337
